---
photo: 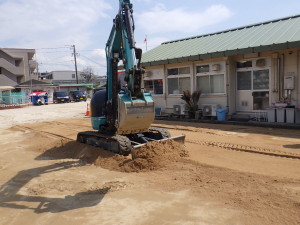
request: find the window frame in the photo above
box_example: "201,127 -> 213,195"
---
236,58 -> 271,92
195,62 -> 226,95
144,79 -> 164,95
167,66 -> 191,95
196,64 -> 210,74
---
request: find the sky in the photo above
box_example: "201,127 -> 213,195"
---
0,0 -> 300,76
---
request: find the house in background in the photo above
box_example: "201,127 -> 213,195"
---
40,71 -> 81,85
39,71 -> 94,99
141,15 -> 300,120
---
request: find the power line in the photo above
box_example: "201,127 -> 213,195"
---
77,48 -> 102,51
35,47 -> 70,50
80,54 -> 102,66
36,50 -> 71,54
39,62 -> 73,66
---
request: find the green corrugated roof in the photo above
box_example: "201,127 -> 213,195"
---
17,79 -> 55,86
57,83 -> 93,87
141,15 -> 300,66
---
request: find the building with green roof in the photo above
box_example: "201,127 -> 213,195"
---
141,15 -> 300,122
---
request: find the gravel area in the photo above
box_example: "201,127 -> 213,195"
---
0,102 -> 87,130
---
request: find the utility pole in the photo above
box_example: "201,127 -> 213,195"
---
72,45 -> 79,90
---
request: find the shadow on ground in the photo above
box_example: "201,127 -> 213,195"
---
283,144 -> 300,149
0,161 -> 109,213
35,141 -> 117,163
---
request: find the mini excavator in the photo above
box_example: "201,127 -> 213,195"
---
77,0 -> 185,156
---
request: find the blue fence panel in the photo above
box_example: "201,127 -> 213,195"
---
1,92 -> 30,105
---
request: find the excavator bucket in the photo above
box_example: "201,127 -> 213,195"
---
130,134 -> 185,159
132,134 -> 186,149
116,93 -> 155,135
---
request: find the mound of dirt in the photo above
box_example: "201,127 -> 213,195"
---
34,137 -> 188,173
95,140 -> 189,172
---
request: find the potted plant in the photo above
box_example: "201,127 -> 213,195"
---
181,90 -> 202,119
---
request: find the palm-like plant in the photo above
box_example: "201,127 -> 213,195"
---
181,90 -> 202,112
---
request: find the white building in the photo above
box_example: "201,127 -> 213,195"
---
141,15 -> 300,123
0,48 -> 37,87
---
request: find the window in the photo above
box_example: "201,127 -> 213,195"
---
237,71 -> 251,90
237,61 -> 252,68
197,76 -> 209,93
167,68 -> 178,76
237,70 -> 269,91
196,74 -> 225,94
167,66 -> 191,94
168,67 -> 190,76
196,65 -> 209,73
168,78 -> 178,94
72,74 -> 75,78
168,77 -> 190,94
210,74 -> 224,93
179,67 -> 190,74
15,60 -> 22,67
253,70 -> 269,90
144,79 -> 163,94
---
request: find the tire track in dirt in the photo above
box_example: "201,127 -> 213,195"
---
42,120 -> 91,129
154,124 -> 300,160
13,125 -> 74,141
186,139 -> 300,160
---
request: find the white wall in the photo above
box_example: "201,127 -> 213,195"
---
145,48 -> 300,115
52,71 -> 78,81
145,59 -> 229,114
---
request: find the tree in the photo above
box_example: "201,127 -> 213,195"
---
181,90 -> 202,118
80,67 -> 95,83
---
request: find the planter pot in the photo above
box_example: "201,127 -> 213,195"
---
188,111 -> 196,119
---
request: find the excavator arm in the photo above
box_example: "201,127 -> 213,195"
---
105,0 -> 145,133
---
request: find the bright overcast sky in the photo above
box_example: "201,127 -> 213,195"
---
0,0 -> 300,75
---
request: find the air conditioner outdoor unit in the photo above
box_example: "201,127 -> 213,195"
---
212,64 -> 220,71
144,71 -> 152,78
173,104 -> 185,115
202,104 -> 221,117
256,59 -> 266,67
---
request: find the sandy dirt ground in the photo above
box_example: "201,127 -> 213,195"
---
0,103 -> 299,225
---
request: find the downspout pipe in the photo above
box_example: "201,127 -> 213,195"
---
297,50 -> 300,106
279,54 -> 284,102
163,64 -> 167,110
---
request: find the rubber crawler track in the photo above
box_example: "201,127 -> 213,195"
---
77,131 -> 132,156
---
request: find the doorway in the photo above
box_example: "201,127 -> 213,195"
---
236,67 -> 270,112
